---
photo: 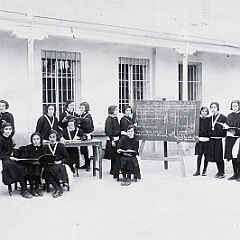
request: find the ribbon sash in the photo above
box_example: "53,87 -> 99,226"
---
44,115 -> 55,130
48,142 -> 58,155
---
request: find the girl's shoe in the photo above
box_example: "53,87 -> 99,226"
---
30,189 -> 38,197
202,171 -> 207,176
22,191 -> 33,199
121,179 -> 127,186
52,190 -> 63,198
193,171 -> 200,176
36,189 -> 44,197
125,179 -> 131,186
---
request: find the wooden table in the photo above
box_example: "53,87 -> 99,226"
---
64,139 -> 103,179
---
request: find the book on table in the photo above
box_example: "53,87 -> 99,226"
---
216,122 -> 238,130
15,154 -> 56,163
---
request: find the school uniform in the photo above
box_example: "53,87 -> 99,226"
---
0,112 -> 15,136
114,135 -> 141,180
195,116 -> 211,155
105,115 -> 121,174
59,110 -> 80,130
36,114 -> 59,140
120,115 -> 135,135
208,113 -> 227,176
0,135 -> 27,186
62,127 -> 84,172
43,142 -> 70,184
79,112 -> 94,169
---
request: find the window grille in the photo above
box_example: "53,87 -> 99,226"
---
119,57 -> 150,112
178,63 -> 202,101
41,51 -> 81,118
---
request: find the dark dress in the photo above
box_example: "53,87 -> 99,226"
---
59,110 -> 80,130
0,135 -> 27,185
114,135 -> 141,179
43,143 -> 70,182
195,116 -> 210,155
120,115 -> 135,135
224,112 -> 240,160
104,115 -> 121,160
36,114 -> 59,140
208,113 -> 227,162
61,127 -> 84,166
21,144 -> 45,177
0,112 -> 15,136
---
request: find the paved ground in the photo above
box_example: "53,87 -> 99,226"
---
1,151 -> 240,240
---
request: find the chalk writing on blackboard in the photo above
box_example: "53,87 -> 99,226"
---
134,100 -> 200,142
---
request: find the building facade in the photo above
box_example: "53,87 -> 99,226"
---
1,0 -> 240,146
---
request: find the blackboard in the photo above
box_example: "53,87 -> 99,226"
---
134,100 -> 200,142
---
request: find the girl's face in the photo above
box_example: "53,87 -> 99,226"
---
80,105 -> 86,114
210,104 -> 218,114
49,133 -> 57,143
113,108 -> 119,116
3,126 -> 12,137
125,108 -> 132,116
32,135 -> 41,146
232,103 -> 239,112
67,102 -> 75,112
0,103 -> 6,113
68,121 -> 75,130
48,106 -> 55,116
201,109 -> 208,117
127,128 -> 134,139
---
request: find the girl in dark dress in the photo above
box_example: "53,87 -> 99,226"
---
0,123 -> 32,198
120,105 -> 135,136
21,132 -> 45,197
43,130 -> 70,198
0,100 -> 15,136
116,125 -> 141,186
208,102 -> 227,179
79,102 -> 94,171
104,105 -> 121,175
62,119 -> 84,173
59,99 -> 80,131
224,100 -> 240,180
193,106 -> 210,176
36,104 -> 59,141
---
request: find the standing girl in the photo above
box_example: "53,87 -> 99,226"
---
62,118 -> 84,173
43,130 -> 70,198
0,100 -> 15,136
79,102 -> 94,171
224,100 -> 240,180
59,99 -> 80,131
0,123 -> 32,198
120,105 -> 135,136
104,105 -> 121,175
21,132 -> 45,197
193,106 -> 211,176
36,104 -> 59,141
208,102 -> 227,179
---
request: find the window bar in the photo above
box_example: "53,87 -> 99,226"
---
55,52 -> 59,118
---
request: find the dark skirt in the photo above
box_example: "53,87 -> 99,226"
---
26,163 -> 42,177
43,163 -> 68,182
2,159 -> 28,185
224,137 -> 238,160
104,140 -> 119,160
208,138 -> 223,163
114,155 -> 141,179
195,141 -> 209,155
66,147 -> 79,165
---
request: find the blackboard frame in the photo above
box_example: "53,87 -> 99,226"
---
134,100 -> 201,142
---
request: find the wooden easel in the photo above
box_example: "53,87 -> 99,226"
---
139,140 -> 186,177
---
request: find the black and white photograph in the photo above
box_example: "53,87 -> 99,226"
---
1,0 -> 240,239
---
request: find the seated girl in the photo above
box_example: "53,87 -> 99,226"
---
116,125 -> 141,186
21,132 -> 45,197
0,123 -> 32,198
43,130 -> 70,198
61,118 -> 84,174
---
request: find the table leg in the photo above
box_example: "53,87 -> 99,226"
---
98,145 -> 102,179
92,145 -> 97,177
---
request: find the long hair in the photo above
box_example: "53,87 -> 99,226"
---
30,132 -> 43,145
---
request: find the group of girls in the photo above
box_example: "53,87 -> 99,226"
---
194,100 -> 240,180
104,105 -> 141,186
0,99 -> 94,199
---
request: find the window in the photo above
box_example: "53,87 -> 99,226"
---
119,57 -> 150,112
41,51 -> 81,118
178,63 -> 202,101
